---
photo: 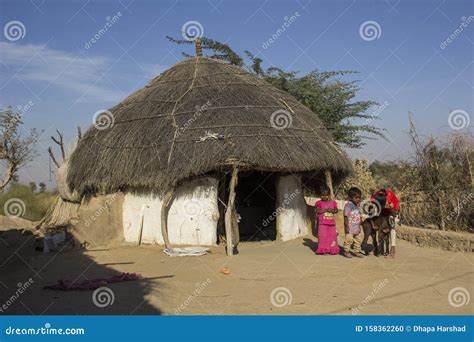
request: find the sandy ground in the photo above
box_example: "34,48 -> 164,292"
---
1,226 -> 473,315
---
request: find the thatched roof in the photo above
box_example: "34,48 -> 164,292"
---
67,57 -> 352,195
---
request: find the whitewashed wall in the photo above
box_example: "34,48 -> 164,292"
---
122,177 -> 219,246
276,175 -> 307,241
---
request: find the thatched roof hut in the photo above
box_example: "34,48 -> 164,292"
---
61,54 -> 353,253
67,57 -> 351,196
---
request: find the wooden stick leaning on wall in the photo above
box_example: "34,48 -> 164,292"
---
325,169 -> 334,200
225,167 -> 239,256
160,189 -> 174,250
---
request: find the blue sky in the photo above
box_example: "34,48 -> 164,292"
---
0,0 -> 473,188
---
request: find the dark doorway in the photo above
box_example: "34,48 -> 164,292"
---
234,171 -> 277,241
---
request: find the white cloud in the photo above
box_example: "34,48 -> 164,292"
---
0,42 -> 126,102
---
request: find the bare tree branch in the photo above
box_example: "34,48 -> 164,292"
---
48,146 -> 60,168
51,130 -> 65,162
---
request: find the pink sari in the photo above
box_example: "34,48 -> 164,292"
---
315,200 -> 340,255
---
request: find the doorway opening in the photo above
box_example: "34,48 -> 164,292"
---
234,171 -> 277,241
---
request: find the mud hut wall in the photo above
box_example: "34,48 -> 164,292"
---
276,175 -> 307,241
122,177 -> 219,246
73,193 -> 124,247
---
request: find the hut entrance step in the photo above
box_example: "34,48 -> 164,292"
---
234,171 -> 277,242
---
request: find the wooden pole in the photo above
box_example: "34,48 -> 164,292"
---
217,176 -> 227,242
195,38 -> 203,57
161,189 -> 174,250
225,167 -> 238,256
137,204 -> 146,246
325,170 -> 334,199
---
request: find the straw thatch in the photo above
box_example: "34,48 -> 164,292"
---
68,57 -> 352,196
56,161 -> 81,202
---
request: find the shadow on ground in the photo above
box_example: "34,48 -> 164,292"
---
0,228 -> 163,315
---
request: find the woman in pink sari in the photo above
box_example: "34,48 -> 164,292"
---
315,185 -> 340,255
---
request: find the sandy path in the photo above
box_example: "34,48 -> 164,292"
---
1,232 -> 472,315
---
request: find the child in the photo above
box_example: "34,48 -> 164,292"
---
315,185 -> 339,255
343,187 -> 364,258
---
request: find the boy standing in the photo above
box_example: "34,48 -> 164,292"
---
343,187 -> 364,258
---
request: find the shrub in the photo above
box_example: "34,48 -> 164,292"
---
0,184 -> 57,222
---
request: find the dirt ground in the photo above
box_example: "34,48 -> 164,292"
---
1,225 -> 473,316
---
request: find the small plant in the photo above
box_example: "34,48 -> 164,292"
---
0,184 -> 57,221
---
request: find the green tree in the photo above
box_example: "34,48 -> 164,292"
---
0,107 -> 39,191
39,182 -> 46,193
29,181 -> 37,192
167,36 -> 385,148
